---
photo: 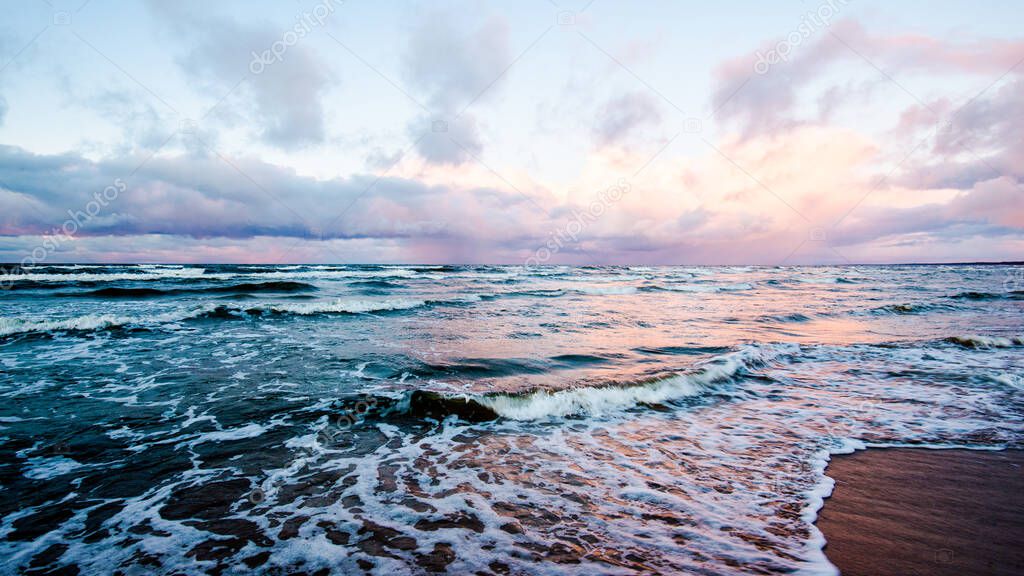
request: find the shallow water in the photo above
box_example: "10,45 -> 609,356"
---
0,264 -> 1021,574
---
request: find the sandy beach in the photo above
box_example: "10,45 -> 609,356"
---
817,448 -> 1024,576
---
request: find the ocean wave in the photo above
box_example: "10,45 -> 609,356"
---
502,288 -> 567,298
758,312 -> 813,323
872,302 -> 955,315
475,345 -> 785,420
190,298 -> 432,320
1,267 -> 433,288
0,305 -> 220,337
945,335 -> 1024,349
642,284 -> 719,293
0,314 -> 131,336
681,267 -> 715,276
572,285 -> 639,295
950,291 -> 1001,300
4,268 -> 212,284
989,373 -> 1024,390
66,281 -> 319,298
347,279 -> 404,289
251,269 -> 422,281
317,345 -> 794,425
388,344 -> 795,422
207,281 -> 318,294
642,282 -> 753,293
67,287 -> 168,298
951,290 -> 1024,301
721,282 -> 755,291
0,298 -> 430,337
795,276 -> 857,284
395,353 -> 612,380
251,298 -> 426,316
633,345 -> 732,356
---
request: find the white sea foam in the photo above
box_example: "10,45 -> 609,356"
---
990,372 -> 1024,389
797,439 -> 862,576
197,423 -> 267,443
22,456 -> 86,480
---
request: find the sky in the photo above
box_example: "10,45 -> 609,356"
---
0,0 -> 1021,265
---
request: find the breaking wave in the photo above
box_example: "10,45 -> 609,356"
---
473,344 -> 789,419
0,305 -> 220,337
2,268 -> 212,284
951,291 -> 1001,300
872,302 -> 956,315
0,298 -> 430,337
242,298 -> 427,316
66,281 -> 319,298
950,290 -> 1024,301
368,344 -> 796,422
572,285 -> 639,295
945,335 -> 1024,349
642,282 -> 754,293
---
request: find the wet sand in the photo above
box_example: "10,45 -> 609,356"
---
816,448 -> 1024,576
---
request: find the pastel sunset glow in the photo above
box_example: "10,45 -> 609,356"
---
1,0 -> 1021,264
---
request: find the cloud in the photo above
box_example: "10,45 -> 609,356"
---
409,115 -> 485,165
0,144 -> 545,245
889,77 -> 1024,192
706,17 -> 1024,263
76,89 -> 171,154
593,92 -> 662,145
830,177 -> 1024,250
401,14 -> 510,165
0,130 -> 1021,265
0,30 -> 11,128
148,1 -> 333,148
712,19 -> 1024,137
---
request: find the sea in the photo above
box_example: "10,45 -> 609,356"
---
0,263 -> 1021,575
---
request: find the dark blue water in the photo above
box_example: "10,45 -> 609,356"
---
1,264 -> 1022,574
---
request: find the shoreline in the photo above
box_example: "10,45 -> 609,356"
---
814,446 -> 1024,576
